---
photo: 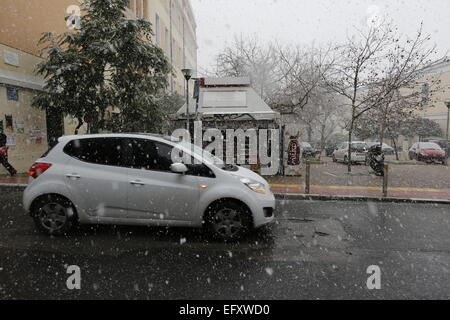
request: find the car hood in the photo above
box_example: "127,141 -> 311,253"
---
421,150 -> 444,156
232,166 -> 269,187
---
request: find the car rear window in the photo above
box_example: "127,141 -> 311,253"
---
63,138 -> 126,167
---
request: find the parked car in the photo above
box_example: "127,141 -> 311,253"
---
23,134 -> 275,241
301,142 -> 317,158
332,141 -> 368,164
366,142 -> 395,155
325,143 -> 340,157
409,142 -> 446,164
428,139 -> 450,152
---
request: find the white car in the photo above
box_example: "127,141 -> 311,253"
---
366,142 -> 395,155
23,134 -> 275,241
332,141 -> 368,164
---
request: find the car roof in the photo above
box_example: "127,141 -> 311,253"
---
419,142 -> 440,147
58,133 -> 179,144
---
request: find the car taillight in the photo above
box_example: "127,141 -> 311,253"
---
29,163 -> 52,179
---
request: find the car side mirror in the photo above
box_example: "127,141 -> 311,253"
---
170,163 -> 188,174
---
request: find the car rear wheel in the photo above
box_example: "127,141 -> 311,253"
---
32,195 -> 76,236
205,200 -> 252,241
332,155 -> 337,162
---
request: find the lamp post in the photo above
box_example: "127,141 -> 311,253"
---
181,68 -> 193,135
446,101 -> 450,165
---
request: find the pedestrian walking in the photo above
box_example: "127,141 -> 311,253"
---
0,131 -> 17,176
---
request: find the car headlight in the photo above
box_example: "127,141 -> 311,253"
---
240,178 -> 268,194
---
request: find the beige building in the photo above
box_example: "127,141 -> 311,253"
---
126,0 -> 198,93
419,58 -> 450,138
0,43 -> 48,173
0,0 -> 198,173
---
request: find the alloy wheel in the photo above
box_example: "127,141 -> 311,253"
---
38,202 -> 68,233
212,207 -> 244,239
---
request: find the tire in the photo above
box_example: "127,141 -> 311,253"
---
344,156 -> 348,164
205,200 -> 252,242
332,155 -> 337,163
31,195 -> 77,236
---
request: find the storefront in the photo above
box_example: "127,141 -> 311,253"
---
174,77 -> 302,176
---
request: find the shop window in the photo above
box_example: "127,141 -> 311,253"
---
5,115 -> 13,130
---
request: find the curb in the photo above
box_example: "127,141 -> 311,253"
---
0,183 -> 27,189
274,193 -> 450,204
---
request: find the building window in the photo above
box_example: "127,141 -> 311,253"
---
143,0 -> 148,19
5,115 -> 13,130
136,0 -> 143,17
165,28 -> 169,53
421,83 -> 430,104
155,14 -> 160,45
128,0 -> 135,11
6,87 -> 19,101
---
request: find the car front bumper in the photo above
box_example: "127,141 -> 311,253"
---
250,192 -> 276,228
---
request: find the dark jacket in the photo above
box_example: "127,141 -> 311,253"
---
0,133 -> 6,147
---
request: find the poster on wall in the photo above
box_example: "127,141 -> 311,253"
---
6,137 -> 16,146
17,120 -> 25,134
283,125 -> 303,176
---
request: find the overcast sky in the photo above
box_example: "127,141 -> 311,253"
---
191,0 -> 450,75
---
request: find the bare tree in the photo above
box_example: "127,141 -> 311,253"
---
324,20 -> 437,173
211,36 -> 335,122
270,44 -> 335,116
369,23 -> 440,146
211,36 -> 280,100
309,89 -> 344,154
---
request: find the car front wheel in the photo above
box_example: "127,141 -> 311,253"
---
32,195 -> 76,236
205,200 -> 252,241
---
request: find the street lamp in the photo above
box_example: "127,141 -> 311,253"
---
181,68 -> 193,135
446,101 -> 450,165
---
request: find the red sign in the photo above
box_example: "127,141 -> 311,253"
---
287,140 -> 300,166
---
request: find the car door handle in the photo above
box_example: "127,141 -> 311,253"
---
65,173 -> 81,180
130,180 -> 145,186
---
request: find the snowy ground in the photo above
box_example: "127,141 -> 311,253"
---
0,189 -> 449,299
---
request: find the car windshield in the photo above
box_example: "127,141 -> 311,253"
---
351,143 -> 367,149
176,140 -> 225,167
301,142 -> 312,148
176,141 -> 224,168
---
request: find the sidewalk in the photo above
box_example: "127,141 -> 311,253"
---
0,174 -> 28,186
269,183 -> 450,200
267,156 -> 450,201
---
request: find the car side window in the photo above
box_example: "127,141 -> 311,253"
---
128,138 -> 158,170
63,138 -> 126,167
128,139 -> 215,178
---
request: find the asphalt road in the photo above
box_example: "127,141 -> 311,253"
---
0,188 -> 449,299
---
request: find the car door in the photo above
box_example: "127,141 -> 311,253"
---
126,138 -> 201,222
337,143 -> 347,160
64,137 -> 129,219
334,144 -> 342,159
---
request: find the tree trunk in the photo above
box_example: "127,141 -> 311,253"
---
379,107 -> 387,146
74,117 -> 84,135
347,120 -> 353,173
307,125 -> 312,142
391,137 -> 399,161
